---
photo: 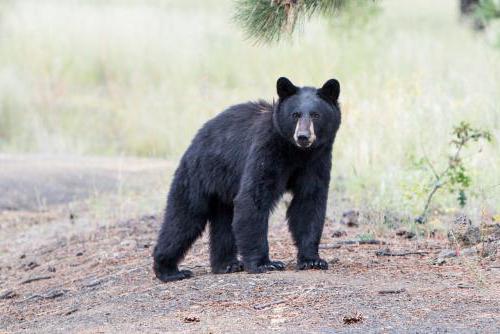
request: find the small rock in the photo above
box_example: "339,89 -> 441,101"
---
0,289 -> 17,300
460,247 -> 477,257
340,210 -> 359,227
19,260 -> 40,271
120,239 -> 137,249
438,249 -> 457,258
19,254 -> 26,259
396,229 -> 416,239
183,316 -> 200,323
480,221 -> 500,242
448,214 -> 481,246
83,278 -> 102,288
342,312 -> 363,325
332,229 -> 347,238
47,266 -> 56,273
44,289 -> 66,299
433,258 -> 446,266
481,240 -> 499,258
75,251 -> 84,257
26,261 -> 39,271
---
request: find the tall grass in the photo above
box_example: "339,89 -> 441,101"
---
0,0 -> 498,214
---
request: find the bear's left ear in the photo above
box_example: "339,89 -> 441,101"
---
318,79 -> 340,103
277,77 -> 298,100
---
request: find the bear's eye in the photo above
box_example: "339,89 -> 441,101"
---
311,113 -> 320,119
292,112 -> 301,119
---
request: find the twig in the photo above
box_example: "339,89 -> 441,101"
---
418,133 -> 470,223
378,288 -> 406,295
338,239 -> 385,245
20,275 -> 53,284
253,298 -> 287,310
375,249 -> 429,257
419,181 -> 443,222
319,243 -> 341,249
420,143 -> 439,180
320,239 -> 385,249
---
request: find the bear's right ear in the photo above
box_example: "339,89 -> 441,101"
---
277,77 -> 298,100
318,78 -> 340,103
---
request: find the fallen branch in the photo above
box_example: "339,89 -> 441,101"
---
375,249 -> 429,257
20,275 -> 53,284
378,288 -> 406,295
338,239 -> 386,245
319,244 -> 341,249
320,239 -> 385,249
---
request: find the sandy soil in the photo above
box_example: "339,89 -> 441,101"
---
0,155 -> 499,333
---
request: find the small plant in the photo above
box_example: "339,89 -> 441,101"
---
475,0 -> 500,24
357,232 -> 375,242
416,122 -> 492,224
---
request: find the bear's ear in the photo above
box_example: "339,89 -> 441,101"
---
276,77 -> 298,100
318,78 -> 340,103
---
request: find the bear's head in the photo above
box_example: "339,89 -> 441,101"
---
273,77 -> 341,149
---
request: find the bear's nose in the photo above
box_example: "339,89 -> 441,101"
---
297,133 -> 310,143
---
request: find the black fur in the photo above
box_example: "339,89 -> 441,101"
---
153,77 -> 341,282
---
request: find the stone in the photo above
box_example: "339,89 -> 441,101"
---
480,222 -> 500,242
340,210 -> 359,227
460,247 -> 477,257
120,239 -> 138,249
331,229 -> 347,238
448,215 -> 481,246
396,229 -> 416,239
438,249 -> 457,258
0,289 -> 17,300
481,240 -> 499,258
434,258 -> 446,266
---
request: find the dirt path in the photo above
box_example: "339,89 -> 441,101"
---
0,156 -> 499,333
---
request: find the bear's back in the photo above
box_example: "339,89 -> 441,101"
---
180,101 -> 274,203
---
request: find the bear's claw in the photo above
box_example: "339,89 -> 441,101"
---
156,269 -> 193,282
246,260 -> 286,273
213,260 -> 244,274
297,258 -> 328,270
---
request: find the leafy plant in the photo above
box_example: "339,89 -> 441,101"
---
475,0 -> 500,23
416,122 -> 492,224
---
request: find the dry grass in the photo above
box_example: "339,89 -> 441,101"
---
0,0 -> 498,217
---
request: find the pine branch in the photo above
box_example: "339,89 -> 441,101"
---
233,0 -> 374,43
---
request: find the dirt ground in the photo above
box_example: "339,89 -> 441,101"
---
0,155 -> 499,333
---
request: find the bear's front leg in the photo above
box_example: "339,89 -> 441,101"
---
233,195 -> 285,273
287,166 -> 330,270
233,162 -> 286,273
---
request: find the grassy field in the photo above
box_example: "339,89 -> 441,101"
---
0,0 -> 498,217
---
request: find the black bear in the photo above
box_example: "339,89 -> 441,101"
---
153,77 -> 341,282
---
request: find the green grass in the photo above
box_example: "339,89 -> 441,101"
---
0,0 -> 498,218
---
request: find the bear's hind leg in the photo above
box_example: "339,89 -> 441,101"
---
209,203 -> 243,274
153,205 -> 207,282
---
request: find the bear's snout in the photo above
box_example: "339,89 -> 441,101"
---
293,118 -> 316,148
